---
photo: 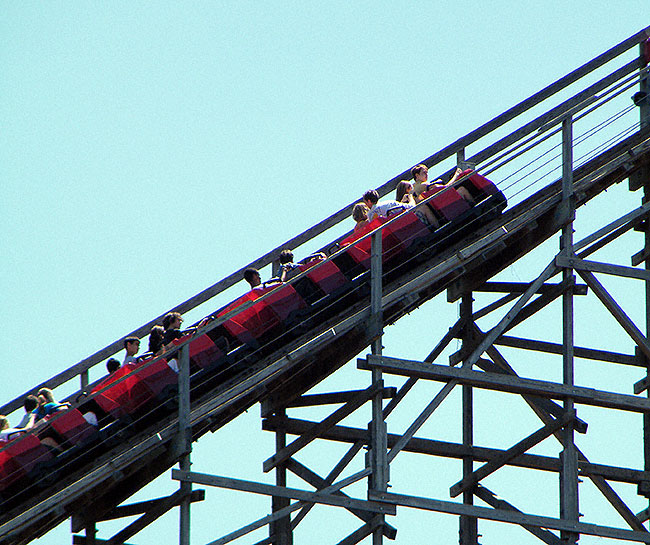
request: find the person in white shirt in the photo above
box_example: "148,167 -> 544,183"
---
0,415 -> 26,442
362,189 -> 410,222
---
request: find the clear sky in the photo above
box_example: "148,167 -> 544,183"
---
2,3 -> 649,544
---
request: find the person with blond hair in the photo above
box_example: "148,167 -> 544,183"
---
0,415 -> 27,442
352,202 -> 369,233
27,388 -> 69,426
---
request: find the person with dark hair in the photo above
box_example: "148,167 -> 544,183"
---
244,268 -> 262,289
145,324 -> 182,372
277,249 -> 327,283
410,163 -> 473,203
106,358 -> 121,374
16,395 -> 39,428
162,312 -> 182,331
162,312 -> 184,346
148,325 -> 166,356
362,189 -> 408,222
123,337 -> 140,365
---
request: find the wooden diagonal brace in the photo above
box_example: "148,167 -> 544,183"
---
450,412 -> 574,497
263,382 -> 381,473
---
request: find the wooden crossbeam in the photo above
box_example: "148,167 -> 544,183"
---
557,255 -> 650,281
73,538 -> 136,545
369,491 -> 650,543
336,515 -> 383,545
495,334 -> 641,366
286,387 -> 396,408
172,470 -> 394,515
473,281 -> 587,295
289,441 -> 365,530
474,355 -> 587,433
361,354 -> 650,413
264,416 -> 650,484
205,502 -> 303,545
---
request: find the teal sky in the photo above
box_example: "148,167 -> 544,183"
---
2,3 -> 649,544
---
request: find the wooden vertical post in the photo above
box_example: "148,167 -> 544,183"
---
85,522 -> 96,545
270,408 -> 293,545
560,116 -> 579,544
370,230 -> 387,545
639,39 -> 650,503
178,344 -> 192,545
80,370 -> 89,392
459,293 -> 478,545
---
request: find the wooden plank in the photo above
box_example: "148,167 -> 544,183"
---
471,292 -> 520,320
451,278 -> 577,366
171,470 -> 394,515
463,260 -> 558,367
382,323 -> 464,420
73,538 -> 136,545
495,334 -> 641,366
481,334 -> 647,532
632,246 -> 650,267
557,255 -> 650,281
206,502 -> 304,545
574,202 -> 650,254
289,441 -> 365,531
362,355 -> 650,413
473,281 -> 587,295
635,376 -> 650,395
286,388 -> 396,408
369,491 -> 650,542
264,416 -> 650,484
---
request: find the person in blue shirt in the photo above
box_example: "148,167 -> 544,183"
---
28,388 -> 69,425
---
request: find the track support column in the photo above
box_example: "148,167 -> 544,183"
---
559,116 -> 579,545
459,293 -> 479,545
370,230 -> 388,545
638,37 -> 650,504
178,344 -> 192,545
270,407 -> 293,545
